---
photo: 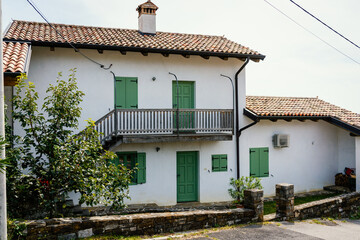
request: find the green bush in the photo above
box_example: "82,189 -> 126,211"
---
228,176 -> 263,203
7,219 -> 26,240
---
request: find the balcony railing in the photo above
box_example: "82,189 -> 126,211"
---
95,109 -> 234,143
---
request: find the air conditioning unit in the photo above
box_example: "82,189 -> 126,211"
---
273,134 -> 289,148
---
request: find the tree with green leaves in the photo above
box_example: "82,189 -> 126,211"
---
8,70 -> 132,218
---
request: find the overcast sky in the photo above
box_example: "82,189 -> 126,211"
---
3,0 -> 360,112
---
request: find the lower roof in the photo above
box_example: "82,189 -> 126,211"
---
2,41 -> 31,74
245,96 -> 360,136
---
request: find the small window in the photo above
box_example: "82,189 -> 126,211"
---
249,148 -> 269,178
112,152 -> 146,184
212,155 -> 227,172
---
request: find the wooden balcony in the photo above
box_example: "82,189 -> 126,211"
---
95,109 -> 234,147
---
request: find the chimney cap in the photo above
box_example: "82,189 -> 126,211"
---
136,0 -> 158,13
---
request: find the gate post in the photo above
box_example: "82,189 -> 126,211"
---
244,189 -> 264,222
275,183 -> 295,221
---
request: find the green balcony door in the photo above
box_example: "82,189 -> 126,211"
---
172,81 -> 195,130
115,77 -> 138,109
177,151 -> 198,202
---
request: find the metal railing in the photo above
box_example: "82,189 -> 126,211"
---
95,109 -> 234,143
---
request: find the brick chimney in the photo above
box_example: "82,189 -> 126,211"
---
137,0 -> 158,35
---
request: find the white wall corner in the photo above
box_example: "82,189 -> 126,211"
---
355,137 -> 360,192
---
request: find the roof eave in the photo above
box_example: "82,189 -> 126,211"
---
4,39 -> 266,61
244,108 -> 360,136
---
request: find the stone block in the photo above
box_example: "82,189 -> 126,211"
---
77,228 -> 93,238
58,233 -> 76,240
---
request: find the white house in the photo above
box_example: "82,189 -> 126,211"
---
2,0 -> 359,206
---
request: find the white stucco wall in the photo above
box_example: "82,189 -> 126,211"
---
337,128 -> 355,172
241,120 -> 355,196
16,46 -> 246,206
110,141 -> 237,206
21,47 -> 244,131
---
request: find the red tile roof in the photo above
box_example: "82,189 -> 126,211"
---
246,96 -> 360,129
4,20 -> 265,60
3,41 -> 30,73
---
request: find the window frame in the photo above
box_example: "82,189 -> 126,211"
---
114,152 -> 146,185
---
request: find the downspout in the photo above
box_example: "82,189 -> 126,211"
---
169,72 -> 180,135
110,71 -> 118,138
220,74 -> 235,134
235,57 -> 250,179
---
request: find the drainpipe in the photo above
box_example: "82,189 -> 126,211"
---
220,74 -> 235,134
169,72 -> 180,135
235,57 -> 250,179
110,71 -> 118,138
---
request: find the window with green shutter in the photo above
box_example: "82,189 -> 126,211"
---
249,148 -> 269,178
113,152 -> 146,184
212,154 -> 227,172
115,77 -> 138,109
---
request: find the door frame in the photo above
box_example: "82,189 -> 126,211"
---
176,151 -> 199,203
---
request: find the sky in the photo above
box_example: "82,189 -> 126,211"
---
2,0 -> 360,112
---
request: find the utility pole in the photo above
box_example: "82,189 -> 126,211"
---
0,0 -> 8,238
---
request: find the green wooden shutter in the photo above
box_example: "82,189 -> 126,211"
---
250,148 -> 260,177
212,155 -> 220,171
126,78 -> 138,109
137,153 -> 146,184
115,77 -> 126,109
212,155 -> 227,172
259,148 -> 269,177
220,155 -> 227,171
115,77 -> 138,109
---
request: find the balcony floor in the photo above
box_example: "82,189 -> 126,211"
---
105,133 -> 233,148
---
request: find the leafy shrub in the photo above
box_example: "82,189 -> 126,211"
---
7,219 -> 26,240
228,176 -> 263,203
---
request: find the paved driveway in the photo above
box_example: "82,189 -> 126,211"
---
150,219 -> 360,240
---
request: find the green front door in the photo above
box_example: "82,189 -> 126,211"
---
172,81 -> 195,130
115,77 -> 138,109
177,151 -> 198,202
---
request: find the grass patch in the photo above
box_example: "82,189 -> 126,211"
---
264,193 -> 339,215
264,201 -> 277,215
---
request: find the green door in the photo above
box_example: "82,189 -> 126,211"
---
115,77 -> 138,109
177,151 -> 198,202
172,81 -> 195,130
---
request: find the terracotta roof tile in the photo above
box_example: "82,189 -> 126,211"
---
2,41 -> 30,73
4,20 -> 264,59
246,96 -> 360,129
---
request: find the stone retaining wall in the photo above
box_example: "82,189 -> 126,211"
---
294,192 -> 360,220
24,208 -> 256,239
